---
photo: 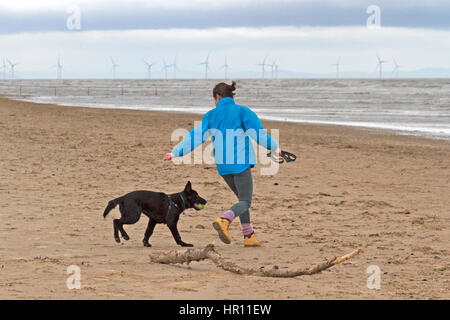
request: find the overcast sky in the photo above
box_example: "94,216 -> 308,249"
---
1,0 -> 449,78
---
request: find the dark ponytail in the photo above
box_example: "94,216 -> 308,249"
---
213,81 -> 236,99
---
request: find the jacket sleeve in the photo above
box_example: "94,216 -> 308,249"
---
172,113 -> 210,157
242,107 -> 278,151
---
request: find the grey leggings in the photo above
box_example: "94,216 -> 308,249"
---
221,167 -> 253,224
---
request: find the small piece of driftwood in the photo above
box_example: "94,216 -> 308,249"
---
149,244 -> 362,278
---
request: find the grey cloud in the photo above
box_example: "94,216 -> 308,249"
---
0,1 -> 450,34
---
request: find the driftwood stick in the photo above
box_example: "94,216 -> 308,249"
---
149,244 -> 216,265
149,244 -> 362,278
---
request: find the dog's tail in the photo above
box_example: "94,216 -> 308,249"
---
103,197 -> 123,218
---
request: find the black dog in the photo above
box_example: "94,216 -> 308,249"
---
103,181 -> 207,247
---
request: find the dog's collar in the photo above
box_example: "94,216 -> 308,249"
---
179,193 -> 186,211
169,192 -> 186,212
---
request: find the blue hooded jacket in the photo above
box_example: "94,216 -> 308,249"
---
172,97 -> 278,175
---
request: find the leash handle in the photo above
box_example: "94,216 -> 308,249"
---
281,150 -> 296,162
266,150 -> 297,164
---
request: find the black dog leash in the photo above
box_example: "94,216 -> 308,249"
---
267,150 -> 297,164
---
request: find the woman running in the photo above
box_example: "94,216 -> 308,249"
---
164,81 -> 280,247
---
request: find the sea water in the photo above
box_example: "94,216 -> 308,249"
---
1,78 -> 449,140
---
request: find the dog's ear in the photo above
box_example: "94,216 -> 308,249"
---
185,181 -> 192,192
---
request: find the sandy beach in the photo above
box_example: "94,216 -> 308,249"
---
0,96 -> 449,299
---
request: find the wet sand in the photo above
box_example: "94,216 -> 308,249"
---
0,96 -> 448,299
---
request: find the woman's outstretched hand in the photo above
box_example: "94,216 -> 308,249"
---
275,148 -> 282,157
164,153 -> 174,161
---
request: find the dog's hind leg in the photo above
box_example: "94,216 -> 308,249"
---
143,218 -> 157,247
113,219 -> 121,243
113,219 -> 132,242
114,200 -> 141,243
118,223 -> 130,241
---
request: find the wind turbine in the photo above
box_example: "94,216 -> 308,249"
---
331,57 -> 340,79
110,56 -> 118,79
143,60 -> 156,79
162,58 -> 171,80
392,58 -> 403,78
270,60 -> 278,78
7,59 -> 19,79
51,56 -> 63,79
376,54 -> 387,79
170,55 -> 179,79
256,55 -> 268,79
1,58 -> 7,79
220,57 -> 229,79
274,62 -> 279,79
199,52 -> 210,79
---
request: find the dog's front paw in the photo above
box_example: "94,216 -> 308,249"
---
180,242 -> 194,247
143,241 -> 152,247
114,236 -> 121,243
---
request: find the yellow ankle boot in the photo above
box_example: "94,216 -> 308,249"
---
243,233 -> 261,247
212,218 -> 232,244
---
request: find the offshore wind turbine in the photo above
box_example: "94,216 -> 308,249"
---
199,52 -> 210,79
256,55 -> 268,79
110,57 -> 119,79
7,59 -> 19,79
52,56 -> 63,79
331,57 -> 340,79
162,58 -> 171,80
270,60 -> 278,78
274,62 -> 279,79
170,55 -> 179,79
1,58 -> 7,79
220,57 -> 229,79
392,58 -> 403,78
376,54 -> 387,79
143,59 -> 156,79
